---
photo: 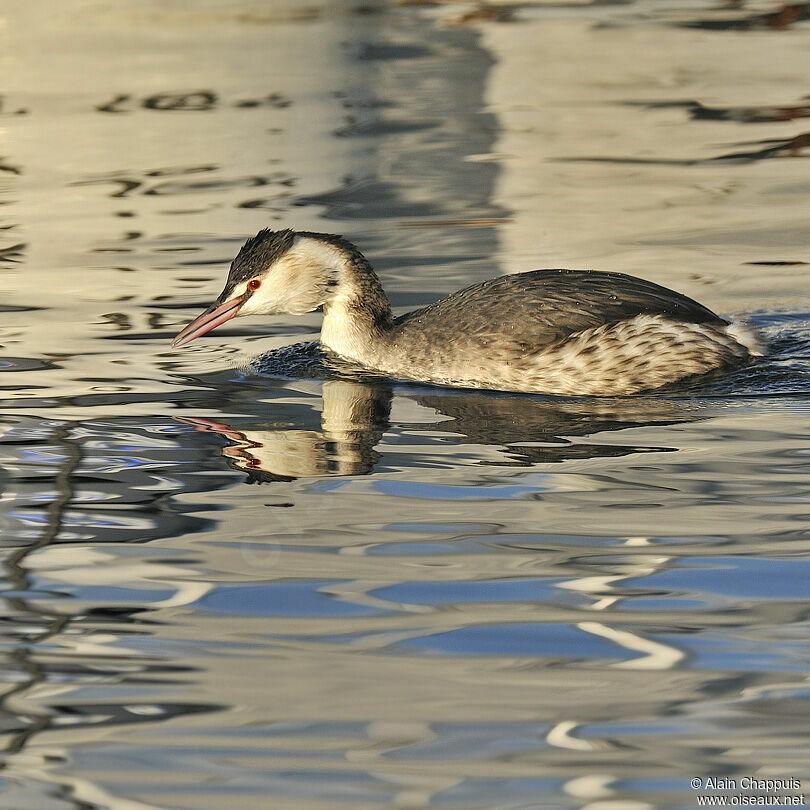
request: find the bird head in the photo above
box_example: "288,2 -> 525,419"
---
172,228 -> 347,348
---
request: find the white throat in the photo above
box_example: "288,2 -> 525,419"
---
321,292 -> 368,362
291,237 -> 371,362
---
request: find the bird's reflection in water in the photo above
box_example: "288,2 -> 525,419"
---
179,373 -> 706,482
410,388 -> 689,465
178,381 -> 392,481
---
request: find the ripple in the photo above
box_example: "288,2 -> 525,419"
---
3,1 -> 810,807
0,356 -> 56,372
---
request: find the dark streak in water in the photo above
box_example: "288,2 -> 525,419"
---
96,91 -> 292,114
0,158 -> 22,175
96,93 -> 131,113
0,96 -> 28,116
334,118 -> 438,138
0,357 -> 58,372
145,165 -> 218,177
714,132 -> 810,160
0,242 -> 26,263
143,176 -> 274,196
677,2 -> 810,30
234,92 -> 292,109
72,167 -> 295,201
626,98 -> 810,124
143,91 -> 217,112
0,304 -> 41,313
73,178 -> 142,198
560,132 -> 810,165
746,260 -> 808,266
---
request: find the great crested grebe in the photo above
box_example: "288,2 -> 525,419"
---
172,228 -> 761,395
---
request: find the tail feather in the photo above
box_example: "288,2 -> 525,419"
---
724,321 -> 766,357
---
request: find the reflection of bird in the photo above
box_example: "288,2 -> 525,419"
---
177,382 -> 391,481
410,390 -> 692,465
173,229 -> 763,395
175,380 -> 702,481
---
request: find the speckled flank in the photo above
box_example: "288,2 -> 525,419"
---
366,270 -> 756,394
377,315 -> 751,396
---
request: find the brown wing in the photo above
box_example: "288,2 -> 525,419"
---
393,269 -> 727,353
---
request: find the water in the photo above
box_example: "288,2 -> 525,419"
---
1,1 -> 809,807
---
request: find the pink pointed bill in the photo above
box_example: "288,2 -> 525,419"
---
172,295 -> 245,348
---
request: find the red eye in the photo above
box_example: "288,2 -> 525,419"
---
248,279 -> 261,290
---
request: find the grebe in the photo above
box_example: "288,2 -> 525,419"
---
172,229 -> 761,395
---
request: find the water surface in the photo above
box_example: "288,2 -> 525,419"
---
1,1 -> 809,808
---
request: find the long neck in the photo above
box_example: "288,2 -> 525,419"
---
309,235 -> 393,363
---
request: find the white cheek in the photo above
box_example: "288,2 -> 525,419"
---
238,290 -> 265,316
237,281 -> 286,316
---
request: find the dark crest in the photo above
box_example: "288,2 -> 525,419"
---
225,228 -> 296,289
